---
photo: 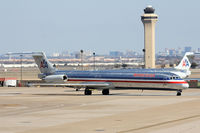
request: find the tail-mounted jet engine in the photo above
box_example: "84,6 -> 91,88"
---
43,75 -> 68,83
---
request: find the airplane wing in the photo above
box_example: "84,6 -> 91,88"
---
28,82 -> 113,89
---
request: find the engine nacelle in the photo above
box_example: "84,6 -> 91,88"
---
43,75 -> 68,83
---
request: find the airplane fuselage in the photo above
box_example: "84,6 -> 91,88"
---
53,70 -> 189,90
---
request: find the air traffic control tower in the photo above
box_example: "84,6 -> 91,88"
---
141,6 -> 158,68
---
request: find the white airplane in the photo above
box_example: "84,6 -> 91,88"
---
30,52 -> 189,96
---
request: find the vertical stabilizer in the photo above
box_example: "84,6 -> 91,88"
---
32,52 -> 56,74
175,52 -> 193,70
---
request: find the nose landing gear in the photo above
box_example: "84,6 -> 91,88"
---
177,90 -> 182,96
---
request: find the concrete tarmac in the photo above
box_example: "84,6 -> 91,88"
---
0,87 -> 200,133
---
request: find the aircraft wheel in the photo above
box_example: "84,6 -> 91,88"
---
85,89 -> 92,95
102,89 -> 109,95
177,90 -> 182,96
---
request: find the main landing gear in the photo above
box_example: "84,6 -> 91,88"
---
84,88 -> 92,95
176,90 -> 182,96
84,88 -> 110,95
102,89 -> 109,95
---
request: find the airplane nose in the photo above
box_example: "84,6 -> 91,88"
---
182,83 -> 189,88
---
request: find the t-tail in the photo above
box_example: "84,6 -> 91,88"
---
32,52 -> 56,75
175,52 -> 193,70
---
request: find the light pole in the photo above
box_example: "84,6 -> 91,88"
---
20,54 -> 23,85
93,52 -> 95,70
80,50 -> 83,70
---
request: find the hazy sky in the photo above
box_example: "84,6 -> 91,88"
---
0,0 -> 199,55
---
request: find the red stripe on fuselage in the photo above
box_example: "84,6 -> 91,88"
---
68,79 -> 187,84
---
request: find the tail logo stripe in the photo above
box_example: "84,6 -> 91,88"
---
182,59 -> 189,67
40,59 -> 48,68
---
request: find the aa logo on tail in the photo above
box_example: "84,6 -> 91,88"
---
182,59 -> 189,67
40,59 -> 48,68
